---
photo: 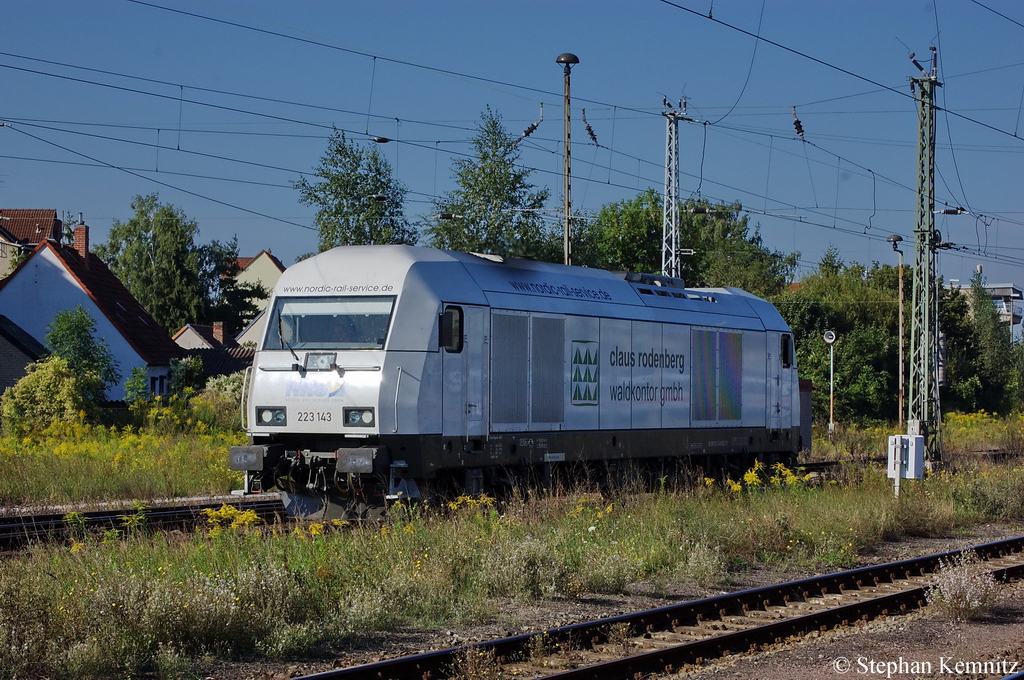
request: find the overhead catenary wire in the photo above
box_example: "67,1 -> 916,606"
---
4,5 -> 1022,277
14,114 -> 1015,262
0,48 -> 1010,224
10,120 -> 1024,272
10,94 -> 1024,257
7,125 -> 317,231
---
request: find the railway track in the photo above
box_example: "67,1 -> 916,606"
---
0,496 -> 284,551
299,536 -> 1024,680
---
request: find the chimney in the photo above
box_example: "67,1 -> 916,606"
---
73,224 -> 89,265
213,321 -> 225,345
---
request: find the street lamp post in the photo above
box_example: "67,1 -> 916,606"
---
888,235 -> 905,424
556,53 -> 579,266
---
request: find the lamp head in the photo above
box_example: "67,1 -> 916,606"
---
556,53 -> 579,74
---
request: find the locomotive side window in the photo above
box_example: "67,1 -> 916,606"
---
439,306 -> 464,353
781,334 -> 793,368
263,296 -> 395,350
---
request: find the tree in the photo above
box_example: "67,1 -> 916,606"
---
575,189 -> 662,273
295,129 -> 415,251
677,198 -> 798,297
168,355 -> 207,396
425,108 -> 553,259
967,272 -> 1013,412
775,251 -> 900,423
96,194 -> 265,334
0,357 -> 99,437
576,192 -> 798,298
124,367 -> 151,404
45,305 -> 120,403
939,282 -> 978,412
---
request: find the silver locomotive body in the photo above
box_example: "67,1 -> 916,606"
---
230,245 -> 802,516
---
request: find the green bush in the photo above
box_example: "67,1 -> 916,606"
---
127,369 -> 246,434
0,357 -> 100,438
191,371 -> 246,431
168,356 -> 206,396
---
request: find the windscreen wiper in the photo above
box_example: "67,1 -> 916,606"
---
277,314 -> 301,370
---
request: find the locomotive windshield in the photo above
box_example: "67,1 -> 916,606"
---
262,296 -> 395,351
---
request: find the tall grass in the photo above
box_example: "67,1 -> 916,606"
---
2,417 -> 1023,677
0,420 -> 244,507
3,460 -> 1024,679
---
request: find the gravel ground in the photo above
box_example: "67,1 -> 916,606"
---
186,522 -> 1024,680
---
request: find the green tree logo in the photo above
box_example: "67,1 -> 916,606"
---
571,340 -> 599,406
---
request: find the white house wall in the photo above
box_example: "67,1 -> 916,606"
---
0,240 -> 18,279
236,254 -> 284,312
0,248 -> 151,401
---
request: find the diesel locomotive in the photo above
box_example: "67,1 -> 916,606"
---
229,245 -> 803,517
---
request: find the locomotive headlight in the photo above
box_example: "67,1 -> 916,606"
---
344,408 -> 375,427
304,352 -> 337,371
257,407 -> 287,426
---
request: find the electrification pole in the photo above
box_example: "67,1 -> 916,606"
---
662,104 -> 682,278
662,99 -> 693,279
907,47 -> 943,463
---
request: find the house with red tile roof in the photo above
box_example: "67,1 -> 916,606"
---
232,250 -> 285,313
0,222 -> 181,400
172,321 -> 239,350
232,250 -> 286,347
0,209 -> 63,278
171,322 -> 254,381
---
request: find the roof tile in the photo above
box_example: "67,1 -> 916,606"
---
41,241 -> 182,365
0,209 -> 62,245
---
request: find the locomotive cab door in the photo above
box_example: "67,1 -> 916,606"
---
766,331 -> 795,429
441,305 -> 488,439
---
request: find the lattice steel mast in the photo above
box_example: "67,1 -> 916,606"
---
907,47 -> 943,462
662,100 -> 688,278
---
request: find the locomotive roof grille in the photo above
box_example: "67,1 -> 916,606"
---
635,285 -> 717,304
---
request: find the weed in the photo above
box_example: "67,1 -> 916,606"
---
63,511 -> 87,538
0,421 -> 244,506
927,550 -> 1004,621
119,502 -> 148,533
154,643 -> 189,680
527,632 -> 550,663
605,622 -> 632,657
202,503 -> 262,536
684,540 -> 726,586
450,645 -> 504,680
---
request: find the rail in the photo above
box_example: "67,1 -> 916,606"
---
0,497 -> 284,552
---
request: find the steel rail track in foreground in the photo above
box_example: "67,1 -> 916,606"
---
0,497 -> 284,551
299,536 -> 1024,680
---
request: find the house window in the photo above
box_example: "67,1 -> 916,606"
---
149,375 -> 168,396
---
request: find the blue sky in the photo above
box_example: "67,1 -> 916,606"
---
4,0 -> 1024,288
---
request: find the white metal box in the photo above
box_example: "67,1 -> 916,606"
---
887,435 -> 924,479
